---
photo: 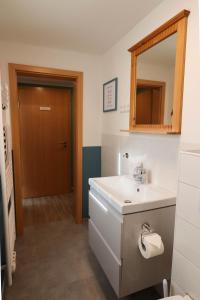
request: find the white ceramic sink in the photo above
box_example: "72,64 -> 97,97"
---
89,175 -> 176,214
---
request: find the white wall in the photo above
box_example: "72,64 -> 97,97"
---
0,40 -> 102,147
101,0 -> 200,297
171,151 -> 200,298
101,0 -> 200,142
101,0 -> 199,189
102,133 -> 180,192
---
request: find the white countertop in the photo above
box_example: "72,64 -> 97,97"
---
181,149 -> 200,156
89,175 -> 176,214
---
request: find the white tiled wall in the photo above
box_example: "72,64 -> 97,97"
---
171,151 -> 200,299
102,137 -> 200,298
102,133 -> 180,192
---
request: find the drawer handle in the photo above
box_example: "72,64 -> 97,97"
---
90,193 -> 108,213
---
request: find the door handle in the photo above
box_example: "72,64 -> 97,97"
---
58,141 -> 67,148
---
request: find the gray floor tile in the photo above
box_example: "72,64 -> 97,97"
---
4,196 -> 160,300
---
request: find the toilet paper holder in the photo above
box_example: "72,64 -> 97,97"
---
140,223 -> 153,250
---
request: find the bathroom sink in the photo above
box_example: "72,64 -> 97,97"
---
89,175 -> 176,214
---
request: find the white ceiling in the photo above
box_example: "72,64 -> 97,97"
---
0,0 -> 163,54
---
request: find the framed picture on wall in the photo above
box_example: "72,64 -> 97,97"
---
103,78 -> 118,112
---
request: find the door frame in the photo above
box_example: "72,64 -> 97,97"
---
9,63 -> 83,235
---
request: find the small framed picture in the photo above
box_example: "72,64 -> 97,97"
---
103,78 -> 118,112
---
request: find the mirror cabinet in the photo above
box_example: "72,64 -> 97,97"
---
128,10 -> 190,134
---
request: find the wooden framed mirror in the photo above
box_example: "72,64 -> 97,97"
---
128,10 -> 190,134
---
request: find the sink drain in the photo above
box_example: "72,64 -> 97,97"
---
124,200 -> 132,203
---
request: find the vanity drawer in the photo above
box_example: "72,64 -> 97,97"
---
89,220 -> 121,296
89,191 -> 122,260
179,153 -> 200,188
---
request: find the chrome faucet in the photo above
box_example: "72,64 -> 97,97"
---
133,163 -> 147,184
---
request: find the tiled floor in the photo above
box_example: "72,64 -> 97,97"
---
23,194 -> 73,227
4,194 -> 160,300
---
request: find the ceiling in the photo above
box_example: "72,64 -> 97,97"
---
0,0 -> 163,54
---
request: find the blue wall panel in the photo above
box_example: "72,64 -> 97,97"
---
82,146 -> 101,217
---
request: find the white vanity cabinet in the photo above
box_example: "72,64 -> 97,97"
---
89,190 -> 122,294
89,191 -> 122,260
88,177 -> 176,298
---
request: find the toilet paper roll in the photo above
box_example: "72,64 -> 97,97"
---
138,233 -> 164,259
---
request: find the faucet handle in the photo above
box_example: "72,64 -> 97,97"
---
136,162 -> 143,168
134,162 -> 144,173
133,162 -> 148,184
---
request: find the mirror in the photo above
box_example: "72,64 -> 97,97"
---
136,34 -> 177,125
128,10 -> 190,134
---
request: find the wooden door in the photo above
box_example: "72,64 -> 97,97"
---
136,89 -> 152,124
19,86 -> 71,198
152,87 -> 163,124
136,86 -> 164,124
